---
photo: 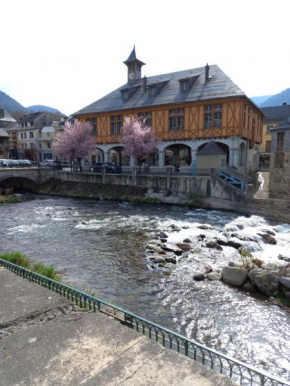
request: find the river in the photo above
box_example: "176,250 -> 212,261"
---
1,194 -> 290,381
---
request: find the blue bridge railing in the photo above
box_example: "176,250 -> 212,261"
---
0,258 -> 289,386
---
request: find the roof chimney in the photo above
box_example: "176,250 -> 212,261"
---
282,101 -> 287,105
143,75 -> 147,92
205,63 -> 210,82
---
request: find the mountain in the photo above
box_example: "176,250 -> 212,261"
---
251,88 -> 290,108
0,89 -> 63,116
27,105 -> 63,115
251,95 -> 271,106
260,88 -> 290,107
0,90 -> 28,113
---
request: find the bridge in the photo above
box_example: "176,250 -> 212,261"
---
0,167 -> 54,188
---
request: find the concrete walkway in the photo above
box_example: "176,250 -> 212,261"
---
0,268 -> 237,386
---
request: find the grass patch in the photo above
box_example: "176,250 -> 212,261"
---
275,293 -> 290,307
0,251 -> 61,281
0,195 -> 21,204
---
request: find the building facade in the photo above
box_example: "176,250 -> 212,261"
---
259,103 -> 290,168
36,118 -> 65,161
74,48 -> 263,174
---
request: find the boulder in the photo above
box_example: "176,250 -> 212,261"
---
205,241 -> 223,251
284,292 -> 290,300
158,231 -> 168,239
183,238 -> 191,243
248,268 -> 279,296
198,234 -> 206,241
146,244 -> 163,253
191,247 -> 202,254
160,238 -> 167,243
193,273 -> 205,281
279,277 -> 290,290
222,266 -> 248,286
204,266 -> 213,274
162,244 -> 183,255
176,243 -> 191,251
259,234 -> 277,245
197,224 -> 213,230
261,229 -> 276,236
243,282 -> 255,292
207,272 -> 221,281
153,257 -> 165,264
228,261 -> 244,269
217,239 -> 242,249
165,256 -> 177,264
169,224 -> 180,231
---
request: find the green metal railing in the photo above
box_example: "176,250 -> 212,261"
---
1,258 -> 289,386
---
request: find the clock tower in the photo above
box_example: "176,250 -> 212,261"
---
123,46 -> 145,84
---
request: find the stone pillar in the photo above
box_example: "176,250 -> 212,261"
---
158,150 -> 165,168
130,156 -> 136,167
104,151 -> 109,163
166,166 -> 173,190
191,149 -> 197,175
229,148 -> 239,168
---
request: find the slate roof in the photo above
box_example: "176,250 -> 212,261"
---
20,112 -> 43,122
0,109 -> 16,123
0,128 -> 9,138
197,141 -> 226,156
260,105 -> 290,124
73,64 -> 246,116
123,46 -> 145,66
271,117 -> 290,131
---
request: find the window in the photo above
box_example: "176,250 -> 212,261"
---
25,122 -> 27,127
30,132 -> 34,138
266,125 -> 274,134
86,118 -> 98,136
39,143 -> 42,149
138,112 -> 152,127
265,141 -> 271,152
169,108 -> 184,131
30,143 -> 34,149
30,122 -> 33,127
204,104 -> 222,128
24,133 -> 27,139
47,142 -> 51,149
110,115 -> 123,135
277,132 -> 284,152
180,81 -> 189,91
21,133 -> 23,139
122,90 -> 129,100
148,86 -> 156,96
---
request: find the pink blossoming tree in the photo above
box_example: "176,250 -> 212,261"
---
121,117 -> 157,171
54,119 -> 96,172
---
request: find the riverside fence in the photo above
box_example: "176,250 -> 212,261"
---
1,258 -> 289,386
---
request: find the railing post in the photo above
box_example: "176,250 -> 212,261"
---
132,166 -> 138,185
101,165 -> 106,184
166,166 -> 173,191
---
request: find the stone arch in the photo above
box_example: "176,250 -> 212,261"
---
0,176 -> 37,190
197,141 -> 230,166
108,145 -> 129,166
164,143 -> 192,166
89,147 -> 104,164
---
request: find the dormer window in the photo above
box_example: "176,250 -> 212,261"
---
148,86 -> 156,96
180,81 -> 189,91
122,90 -> 129,100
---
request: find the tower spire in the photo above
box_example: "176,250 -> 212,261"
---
123,46 -> 145,83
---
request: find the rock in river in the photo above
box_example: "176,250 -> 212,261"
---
248,268 -> 279,296
207,272 -> 221,281
176,243 -> 191,251
259,234 -> 277,245
162,244 -> 183,255
222,266 -> 248,286
279,277 -> 290,290
205,241 -> 223,251
193,273 -> 205,281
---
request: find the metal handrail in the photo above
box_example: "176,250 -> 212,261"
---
0,258 -> 289,386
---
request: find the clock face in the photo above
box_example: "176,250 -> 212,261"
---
129,72 -> 135,81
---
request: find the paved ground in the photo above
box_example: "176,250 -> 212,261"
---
0,268 -> 237,386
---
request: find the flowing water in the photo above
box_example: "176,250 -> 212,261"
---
1,195 -> 290,381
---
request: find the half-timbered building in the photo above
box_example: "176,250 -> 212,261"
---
74,47 -> 263,174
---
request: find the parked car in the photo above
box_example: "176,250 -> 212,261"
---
8,160 -> 19,168
93,162 -> 122,174
16,159 -> 32,168
39,159 -> 55,167
0,159 -> 9,167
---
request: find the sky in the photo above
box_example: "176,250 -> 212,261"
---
1,0 -> 290,116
